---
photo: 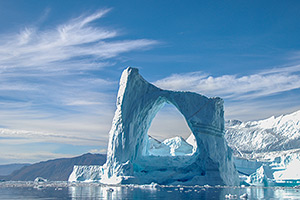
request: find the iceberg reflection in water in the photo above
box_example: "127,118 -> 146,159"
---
1,182 -> 300,199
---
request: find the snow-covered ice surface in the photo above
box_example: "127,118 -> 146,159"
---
225,110 -> 300,186
69,67 -> 238,186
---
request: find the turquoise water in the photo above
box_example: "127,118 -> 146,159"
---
1,182 -> 300,199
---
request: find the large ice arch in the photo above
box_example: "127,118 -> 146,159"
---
69,67 -> 239,186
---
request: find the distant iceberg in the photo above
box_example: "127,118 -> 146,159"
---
147,136 -> 195,156
69,67 -> 239,186
225,110 -> 300,186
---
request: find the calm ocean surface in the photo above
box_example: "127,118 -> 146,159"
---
1,182 -> 300,200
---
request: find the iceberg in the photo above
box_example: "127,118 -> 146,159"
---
69,67 -> 239,186
34,177 -> 48,183
246,164 -> 275,186
225,110 -> 300,186
147,136 -> 194,156
242,154 -> 300,186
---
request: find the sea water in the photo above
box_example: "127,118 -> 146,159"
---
1,182 -> 300,199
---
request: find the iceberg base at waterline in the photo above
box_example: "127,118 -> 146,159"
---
236,153 -> 300,187
69,67 -> 239,186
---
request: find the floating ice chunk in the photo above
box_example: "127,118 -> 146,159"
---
240,193 -> 248,199
225,194 -> 237,199
246,164 -> 274,186
68,165 -> 103,182
34,177 -> 47,183
244,153 -> 300,186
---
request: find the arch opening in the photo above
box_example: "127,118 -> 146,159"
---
145,102 -> 198,157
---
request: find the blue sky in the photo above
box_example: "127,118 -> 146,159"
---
1,0 -> 300,164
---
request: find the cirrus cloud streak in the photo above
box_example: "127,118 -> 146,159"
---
0,9 -> 157,71
155,65 -> 300,100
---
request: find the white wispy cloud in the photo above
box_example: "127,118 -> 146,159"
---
0,127 -> 103,146
0,9 -> 157,114
0,8 -> 157,110
153,65 -> 300,122
288,51 -> 300,61
0,9 -> 158,164
0,9 -> 157,71
0,151 -> 75,164
258,64 -> 300,75
154,65 -> 300,100
89,149 -> 107,154
225,98 -> 300,121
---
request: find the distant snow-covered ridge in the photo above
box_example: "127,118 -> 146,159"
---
225,110 -> 300,160
147,136 -> 195,156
